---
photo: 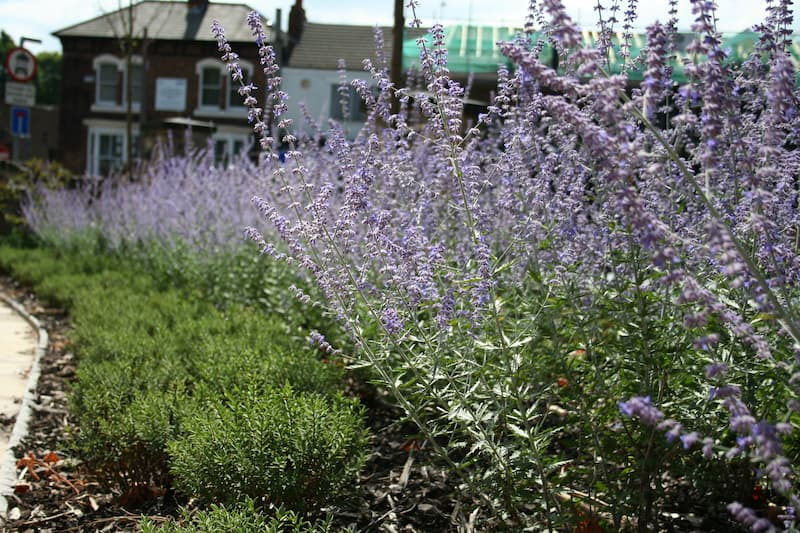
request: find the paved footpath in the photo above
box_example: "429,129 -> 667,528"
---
0,297 -> 38,458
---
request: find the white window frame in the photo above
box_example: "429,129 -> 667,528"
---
96,61 -> 119,106
197,58 -> 223,110
194,57 -> 254,118
211,131 -> 253,166
91,54 -> 143,113
84,120 -> 140,176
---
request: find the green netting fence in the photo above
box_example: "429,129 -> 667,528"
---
402,26 -> 800,84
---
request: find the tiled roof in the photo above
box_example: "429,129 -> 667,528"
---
53,1 -> 272,43
288,22 -> 426,70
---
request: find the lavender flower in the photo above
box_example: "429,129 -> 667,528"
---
380,307 -> 404,335
619,396 -> 664,425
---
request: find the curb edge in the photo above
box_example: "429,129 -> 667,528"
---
0,294 -> 48,517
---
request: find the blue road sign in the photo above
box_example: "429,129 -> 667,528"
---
11,107 -> 30,137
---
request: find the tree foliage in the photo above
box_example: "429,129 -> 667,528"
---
34,51 -> 61,106
0,30 -> 14,57
0,29 -> 62,106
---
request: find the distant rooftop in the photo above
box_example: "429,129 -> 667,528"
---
288,22 -> 426,70
53,1 -> 273,43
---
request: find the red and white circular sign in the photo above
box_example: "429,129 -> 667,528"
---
5,47 -> 38,83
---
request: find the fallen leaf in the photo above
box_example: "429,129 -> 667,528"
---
42,451 -> 59,465
17,452 -> 40,480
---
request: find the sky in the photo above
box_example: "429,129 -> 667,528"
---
0,0 -> 796,54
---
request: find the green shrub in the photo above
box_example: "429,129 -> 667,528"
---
169,385 -> 367,514
0,244 -> 147,306
0,245 -> 64,285
0,243 -> 363,510
140,499 -> 335,533
65,280 -> 347,491
67,362 -> 187,491
186,314 -> 344,399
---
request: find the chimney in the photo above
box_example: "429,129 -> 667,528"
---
274,8 -> 285,66
187,0 -> 209,15
288,0 -> 306,54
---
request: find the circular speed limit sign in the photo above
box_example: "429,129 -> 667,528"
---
5,47 -> 38,83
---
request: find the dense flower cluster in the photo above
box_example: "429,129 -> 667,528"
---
23,135 -> 271,256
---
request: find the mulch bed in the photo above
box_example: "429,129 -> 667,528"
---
0,275 -> 468,532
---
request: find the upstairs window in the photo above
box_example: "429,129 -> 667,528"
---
92,54 -> 142,109
130,63 -> 143,104
195,58 -> 254,115
228,66 -> 251,108
96,62 -> 120,106
201,66 -> 222,107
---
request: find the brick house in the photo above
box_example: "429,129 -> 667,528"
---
53,0 -> 276,175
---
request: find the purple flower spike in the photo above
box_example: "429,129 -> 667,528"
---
705,362 -> 729,379
380,307 -> 404,336
680,432 -> 700,450
619,396 -> 664,426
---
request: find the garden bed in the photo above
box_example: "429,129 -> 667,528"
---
2,1 -> 800,530
0,261 -> 469,532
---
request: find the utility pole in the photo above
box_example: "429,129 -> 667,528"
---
391,0 -> 404,114
138,27 -> 149,173
8,37 -> 40,162
125,0 -> 134,178
273,9 -> 283,66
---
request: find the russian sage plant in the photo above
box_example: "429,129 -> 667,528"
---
209,0 -> 800,529
22,134 -> 271,258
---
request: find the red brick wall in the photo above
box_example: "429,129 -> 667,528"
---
58,36 -> 266,174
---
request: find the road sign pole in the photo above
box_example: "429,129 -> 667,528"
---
10,107 -> 31,162
4,44 -> 38,163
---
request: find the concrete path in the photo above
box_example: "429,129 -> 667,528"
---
0,297 -> 38,458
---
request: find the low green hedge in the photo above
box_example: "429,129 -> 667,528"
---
141,498 -> 335,532
0,243 -> 367,518
169,385 -> 367,513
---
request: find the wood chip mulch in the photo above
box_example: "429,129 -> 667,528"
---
0,275 -> 472,533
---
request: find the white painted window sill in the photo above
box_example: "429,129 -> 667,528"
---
91,103 -> 142,113
193,107 -> 248,119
